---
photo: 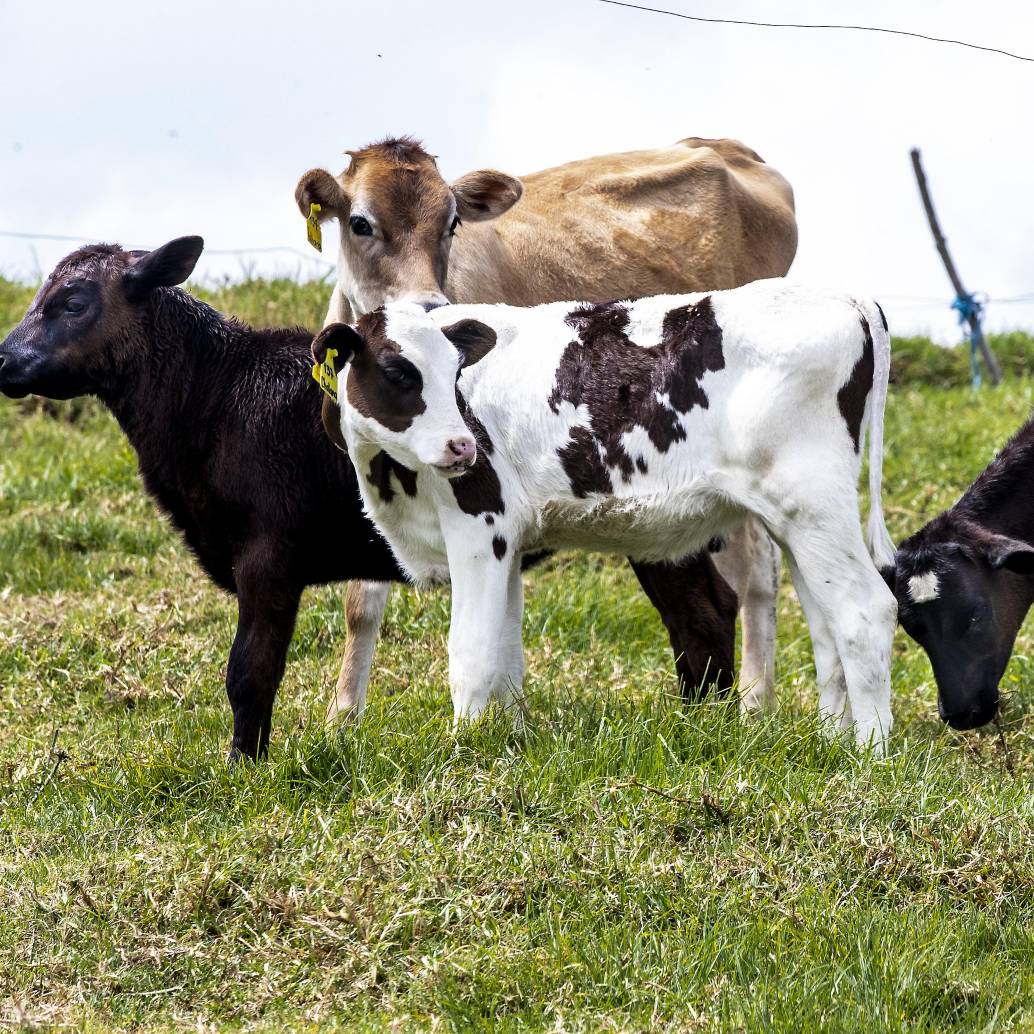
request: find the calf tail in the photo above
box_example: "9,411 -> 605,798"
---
863,300 -> 896,573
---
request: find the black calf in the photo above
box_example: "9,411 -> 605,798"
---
891,415 -> 1034,729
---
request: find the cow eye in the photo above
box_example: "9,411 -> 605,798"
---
448,216 -> 461,237
65,296 -> 86,314
349,215 -> 373,237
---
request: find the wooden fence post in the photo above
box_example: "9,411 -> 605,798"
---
910,147 -> 1002,386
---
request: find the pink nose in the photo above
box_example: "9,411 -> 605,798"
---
447,437 -> 476,463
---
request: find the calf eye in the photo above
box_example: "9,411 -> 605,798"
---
65,297 -> 86,314
349,215 -> 373,237
382,366 -> 410,386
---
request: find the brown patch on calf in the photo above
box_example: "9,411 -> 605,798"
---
837,316 -> 874,452
450,392 -> 506,517
367,451 -> 418,504
346,309 -> 427,432
547,297 -> 725,498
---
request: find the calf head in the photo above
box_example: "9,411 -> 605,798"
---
0,236 -> 204,400
313,304 -> 496,476
295,136 -> 522,315
891,515 -> 1034,729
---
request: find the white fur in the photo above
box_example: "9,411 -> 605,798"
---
339,281 -> 898,751
908,571 -> 940,604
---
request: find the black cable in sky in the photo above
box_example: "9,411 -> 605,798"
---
597,0 -> 1034,63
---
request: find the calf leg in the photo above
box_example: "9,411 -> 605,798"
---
494,562 -> 526,715
784,555 -> 852,732
227,559 -> 302,761
712,519 -> 780,712
771,503 -> 896,752
328,581 -> 391,722
630,555 -> 738,702
445,531 -> 519,721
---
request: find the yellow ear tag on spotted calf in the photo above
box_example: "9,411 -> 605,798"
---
306,202 -> 323,252
312,347 -> 338,402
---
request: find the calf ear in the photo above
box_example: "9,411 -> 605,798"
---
124,236 -> 204,298
451,170 -> 523,222
986,536 -> 1034,575
312,322 -> 364,366
295,169 -> 349,219
441,319 -> 497,368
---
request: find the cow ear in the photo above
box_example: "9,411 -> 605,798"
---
451,170 -> 523,222
987,536 -> 1034,575
441,319 -> 497,368
295,168 -> 350,219
124,236 -> 203,298
312,323 -> 364,366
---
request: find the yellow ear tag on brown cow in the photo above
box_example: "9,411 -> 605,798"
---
306,203 -> 323,252
312,347 -> 338,402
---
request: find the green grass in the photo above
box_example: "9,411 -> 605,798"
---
2,277 -> 1034,1031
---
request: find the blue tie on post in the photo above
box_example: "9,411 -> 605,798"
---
951,293 -> 983,389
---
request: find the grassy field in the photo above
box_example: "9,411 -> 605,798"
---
2,277 -> 1034,1032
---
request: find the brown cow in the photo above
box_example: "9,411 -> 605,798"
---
295,136 -> 797,719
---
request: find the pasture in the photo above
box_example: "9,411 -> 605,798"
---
2,277 -> 1034,1032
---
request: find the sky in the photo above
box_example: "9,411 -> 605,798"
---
1,0 -> 1032,341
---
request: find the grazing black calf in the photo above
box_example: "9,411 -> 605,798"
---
0,236 -> 738,758
891,415 -> 1034,729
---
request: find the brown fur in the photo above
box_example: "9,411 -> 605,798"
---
449,393 -> 506,518
346,310 -> 427,432
367,451 -> 419,504
296,135 -> 796,317
547,298 -> 724,497
837,317 -> 875,452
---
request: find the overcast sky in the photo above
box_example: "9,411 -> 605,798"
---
1,0 -> 1031,340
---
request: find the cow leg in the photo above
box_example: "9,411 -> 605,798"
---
783,554 -> 852,732
226,558 -> 302,761
629,555 -> 738,702
773,506 -> 895,752
712,519 -> 780,712
445,533 -> 517,722
328,581 -> 391,722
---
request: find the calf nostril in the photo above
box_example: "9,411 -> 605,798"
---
448,439 -> 474,460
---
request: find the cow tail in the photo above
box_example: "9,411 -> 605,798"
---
864,300 -> 895,573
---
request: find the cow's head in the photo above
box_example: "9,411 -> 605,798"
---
0,236 -> 204,400
295,137 -> 522,316
313,304 -> 496,475
890,514 -> 1034,729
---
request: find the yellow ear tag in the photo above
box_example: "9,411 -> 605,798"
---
312,347 -> 338,402
306,202 -> 323,252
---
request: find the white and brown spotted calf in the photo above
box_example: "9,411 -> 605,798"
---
317,280 -> 898,749
301,134 -> 798,722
